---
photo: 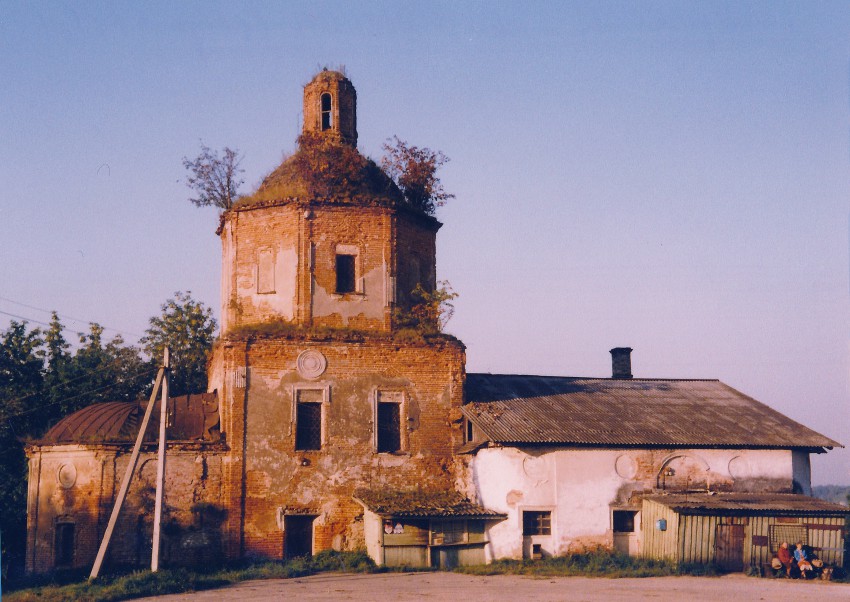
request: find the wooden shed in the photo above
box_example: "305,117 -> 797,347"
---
641,493 -> 849,571
354,489 -> 506,569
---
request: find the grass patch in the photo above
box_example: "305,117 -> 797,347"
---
3,551 -> 376,602
455,549 -> 721,579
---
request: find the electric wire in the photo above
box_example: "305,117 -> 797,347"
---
0,296 -> 145,339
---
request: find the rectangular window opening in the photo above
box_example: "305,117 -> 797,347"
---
613,510 -> 637,533
465,418 -> 474,442
336,254 -> 356,293
522,511 -> 551,536
295,401 -> 322,451
55,522 -> 75,566
376,391 -> 402,453
377,402 -> 401,453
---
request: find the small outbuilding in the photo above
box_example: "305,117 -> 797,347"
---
641,493 -> 849,571
354,489 -> 506,569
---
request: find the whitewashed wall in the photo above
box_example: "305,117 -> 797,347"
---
471,446 -> 800,560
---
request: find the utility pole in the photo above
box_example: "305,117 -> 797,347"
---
151,346 -> 170,572
89,366 -> 165,579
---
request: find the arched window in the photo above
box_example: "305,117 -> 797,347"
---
321,93 -> 332,130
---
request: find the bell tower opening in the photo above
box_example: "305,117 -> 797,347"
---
321,93 -> 332,130
302,69 -> 358,146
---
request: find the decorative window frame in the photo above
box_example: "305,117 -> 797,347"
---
291,384 -> 331,450
371,389 -> 407,453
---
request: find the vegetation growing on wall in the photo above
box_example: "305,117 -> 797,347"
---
393,281 -> 458,337
226,132 -> 454,219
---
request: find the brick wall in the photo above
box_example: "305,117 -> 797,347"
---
25,445 -> 226,574
211,335 -> 469,559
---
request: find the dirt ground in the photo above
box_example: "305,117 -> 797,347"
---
139,571 -> 850,602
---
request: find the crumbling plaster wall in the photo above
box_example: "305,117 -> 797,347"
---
472,446 -> 801,560
211,336 -> 470,559
26,445 -> 225,574
220,203 -> 440,336
220,206 -> 300,331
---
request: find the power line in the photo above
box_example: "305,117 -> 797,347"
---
0,365 -> 158,421
0,296 -> 145,339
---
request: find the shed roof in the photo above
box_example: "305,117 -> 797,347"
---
643,493 -> 850,516
35,393 -> 220,445
353,489 -> 506,519
463,374 -> 840,450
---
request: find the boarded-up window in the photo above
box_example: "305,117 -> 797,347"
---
55,522 -> 74,566
523,511 -> 551,536
257,249 -> 275,294
431,520 -> 467,545
377,391 -> 402,453
336,254 -> 356,293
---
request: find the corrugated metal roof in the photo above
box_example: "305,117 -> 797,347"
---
644,493 -> 850,515
463,374 -> 840,449
36,393 -> 220,444
353,489 -> 506,519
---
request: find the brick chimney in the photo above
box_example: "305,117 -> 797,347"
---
610,347 -> 633,379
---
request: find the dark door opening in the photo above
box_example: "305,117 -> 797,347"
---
284,515 -> 315,558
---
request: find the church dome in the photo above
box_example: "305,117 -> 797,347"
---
37,394 -> 220,444
240,137 -> 402,207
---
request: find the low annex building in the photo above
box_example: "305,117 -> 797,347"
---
25,70 -> 847,574
461,360 -> 846,565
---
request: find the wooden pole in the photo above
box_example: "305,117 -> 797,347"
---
89,367 -> 165,579
151,347 -> 170,572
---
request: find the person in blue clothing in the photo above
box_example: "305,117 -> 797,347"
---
794,541 -> 813,576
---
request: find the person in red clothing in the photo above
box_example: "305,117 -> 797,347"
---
776,541 -> 793,576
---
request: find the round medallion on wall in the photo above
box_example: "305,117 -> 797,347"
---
614,454 -> 637,479
297,350 -> 327,380
57,463 -> 77,489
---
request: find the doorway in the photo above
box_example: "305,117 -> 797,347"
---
284,515 -> 315,558
714,524 -> 744,571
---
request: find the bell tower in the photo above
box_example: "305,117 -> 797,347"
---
302,69 -> 358,146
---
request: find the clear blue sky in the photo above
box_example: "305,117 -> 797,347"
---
2,2 -> 849,485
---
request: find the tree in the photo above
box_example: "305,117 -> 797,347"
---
141,292 -> 217,396
381,136 -> 454,215
183,144 -> 245,210
0,321 -> 45,578
393,281 -> 458,335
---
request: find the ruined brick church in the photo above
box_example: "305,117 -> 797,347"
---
25,70 -> 847,574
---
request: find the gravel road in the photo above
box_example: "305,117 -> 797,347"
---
137,571 -> 850,602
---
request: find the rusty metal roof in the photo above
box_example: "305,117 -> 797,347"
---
644,493 -> 850,516
463,374 -> 840,450
353,489 -> 506,519
36,393 -> 220,445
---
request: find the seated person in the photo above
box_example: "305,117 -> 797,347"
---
776,541 -> 793,576
794,541 -> 814,575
